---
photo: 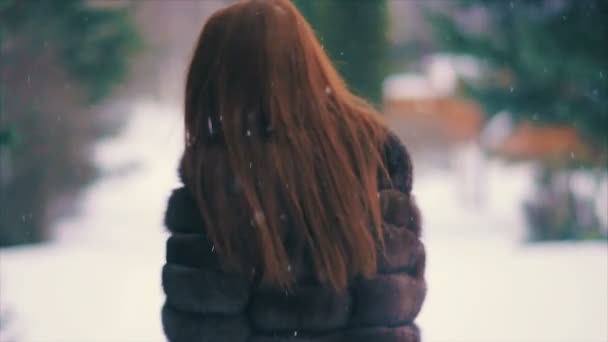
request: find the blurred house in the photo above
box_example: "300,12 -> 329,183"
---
483,116 -> 592,165
383,55 -> 486,206
383,54 -> 484,161
384,53 -> 593,164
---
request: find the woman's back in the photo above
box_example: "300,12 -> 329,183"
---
162,134 -> 425,341
162,0 -> 425,340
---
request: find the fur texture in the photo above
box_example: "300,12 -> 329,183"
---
162,134 -> 426,341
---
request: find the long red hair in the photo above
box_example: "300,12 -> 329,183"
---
182,0 -> 389,289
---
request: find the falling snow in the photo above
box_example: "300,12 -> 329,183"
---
254,211 -> 265,225
0,101 -> 605,342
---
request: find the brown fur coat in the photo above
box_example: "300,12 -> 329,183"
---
162,134 -> 426,341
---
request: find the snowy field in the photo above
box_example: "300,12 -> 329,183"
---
1,101 -> 606,342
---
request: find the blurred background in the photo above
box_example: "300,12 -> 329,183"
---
0,0 -> 606,341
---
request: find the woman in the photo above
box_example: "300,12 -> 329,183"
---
162,0 -> 426,341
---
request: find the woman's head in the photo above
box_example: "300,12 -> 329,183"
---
183,0 -> 389,289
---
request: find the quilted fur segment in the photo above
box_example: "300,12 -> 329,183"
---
349,273 -> 426,327
162,301 -> 250,342
248,325 -> 420,342
378,223 -> 426,277
380,190 -> 421,236
249,285 -> 352,333
162,263 -> 251,315
379,133 -> 414,194
164,187 -> 203,234
162,133 -> 426,341
166,233 -> 221,270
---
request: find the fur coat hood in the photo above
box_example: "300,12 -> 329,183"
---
162,134 -> 426,342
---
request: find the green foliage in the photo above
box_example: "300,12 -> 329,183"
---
428,0 -> 608,161
293,0 -> 388,106
428,0 -> 608,242
0,126 -> 18,147
1,0 -> 141,102
0,1 -> 141,246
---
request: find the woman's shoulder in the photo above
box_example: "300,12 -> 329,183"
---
163,186 -> 228,271
380,131 -> 414,194
164,186 -> 204,235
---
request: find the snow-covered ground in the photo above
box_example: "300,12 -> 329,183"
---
0,102 -> 181,342
1,101 -> 606,342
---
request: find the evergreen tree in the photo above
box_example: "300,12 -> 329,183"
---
428,0 -> 608,163
428,0 -> 608,240
0,0 -> 140,245
293,0 -> 388,106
